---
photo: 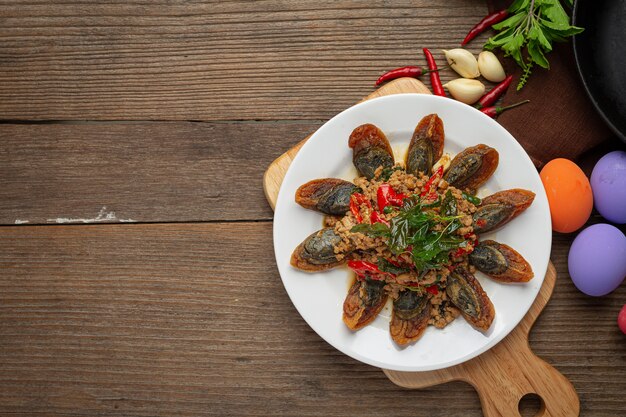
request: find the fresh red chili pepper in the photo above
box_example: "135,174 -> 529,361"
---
481,100 -> 530,118
475,219 -> 487,228
370,211 -> 390,226
420,165 -> 444,198
377,183 -> 407,212
349,193 -> 371,223
348,260 -> 387,280
423,48 -> 446,97
426,285 -> 439,295
375,66 -> 429,86
461,9 -> 509,46
376,64 -> 453,86
475,75 -> 513,109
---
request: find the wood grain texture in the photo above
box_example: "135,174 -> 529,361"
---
0,121 -> 318,225
0,0 -> 488,121
263,77 -> 431,209
1,1 -> 625,416
385,264 -> 580,417
0,79 -> 428,225
0,225 -> 624,416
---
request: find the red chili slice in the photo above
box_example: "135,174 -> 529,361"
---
420,165 -> 444,198
370,211 -> 390,226
377,183 -> 407,211
426,285 -> 439,295
349,192 -> 371,223
347,260 -> 386,280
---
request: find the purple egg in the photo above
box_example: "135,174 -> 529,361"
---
591,151 -> 626,224
568,224 -> 626,296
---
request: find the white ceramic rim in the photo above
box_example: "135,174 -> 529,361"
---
273,94 -> 551,372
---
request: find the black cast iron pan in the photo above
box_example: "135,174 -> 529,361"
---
573,0 -> 626,143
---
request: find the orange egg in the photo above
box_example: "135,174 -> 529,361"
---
540,158 -> 593,233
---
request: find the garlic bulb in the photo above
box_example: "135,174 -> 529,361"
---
443,49 -> 480,79
478,51 -> 506,82
444,79 -> 485,104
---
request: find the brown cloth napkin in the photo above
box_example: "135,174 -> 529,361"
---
488,0 -> 615,168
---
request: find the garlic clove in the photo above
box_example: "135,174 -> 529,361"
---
443,79 -> 485,104
478,51 -> 506,82
432,153 -> 451,174
443,49 -> 480,79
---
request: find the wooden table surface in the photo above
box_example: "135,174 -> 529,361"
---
1,2 -> 624,416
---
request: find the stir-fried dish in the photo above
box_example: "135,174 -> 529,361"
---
290,114 -> 535,346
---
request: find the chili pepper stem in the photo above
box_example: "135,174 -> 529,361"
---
499,100 -> 530,113
374,63 -> 453,87
480,99 -> 530,118
423,63 -> 451,74
475,74 -> 514,109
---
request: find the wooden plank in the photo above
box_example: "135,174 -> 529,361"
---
0,224 -> 624,416
0,79 -> 427,226
263,77 -> 431,209
384,264 -> 581,417
0,0 -> 488,121
0,122 -> 318,225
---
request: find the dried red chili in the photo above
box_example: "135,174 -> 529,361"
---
461,9 -> 509,46
475,75 -> 513,109
422,48 -> 446,97
481,100 -> 530,118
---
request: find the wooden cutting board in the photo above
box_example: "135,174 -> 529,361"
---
263,77 -> 579,417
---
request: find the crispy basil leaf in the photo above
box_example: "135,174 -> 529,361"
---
377,259 -> 411,275
350,223 -> 390,237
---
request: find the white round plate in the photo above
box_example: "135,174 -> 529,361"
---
273,94 -> 551,372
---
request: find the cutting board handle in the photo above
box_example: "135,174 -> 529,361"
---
467,336 -> 579,417
263,78 -> 578,417
384,263 -> 579,417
